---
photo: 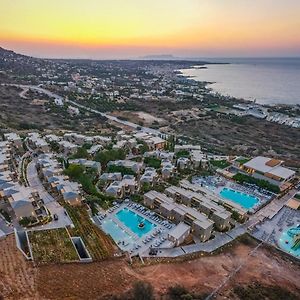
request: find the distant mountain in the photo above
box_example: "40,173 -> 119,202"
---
139,54 -> 207,61
140,54 -> 178,60
0,46 -> 53,77
0,46 -> 32,60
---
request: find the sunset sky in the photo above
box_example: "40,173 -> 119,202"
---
1,0 -> 300,59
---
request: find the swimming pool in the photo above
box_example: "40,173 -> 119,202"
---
220,187 -> 259,209
116,208 -> 156,237
101,218 -> 134,249
279,227 -> 300,258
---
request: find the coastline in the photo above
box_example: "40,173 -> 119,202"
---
178,64 -> 300,109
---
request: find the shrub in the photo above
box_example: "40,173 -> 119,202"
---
95,149 -> 126,167
19,216 -> 37,226
132,281 -> 155,300
210,160 -> 230,169
106,165 -> 135,176
0,209 -> 11,223
233,282 -> 299,300
70,147 -> 89,159
176,150 -> 190,158
144,157 -> 161,169
233,173 -> 280,193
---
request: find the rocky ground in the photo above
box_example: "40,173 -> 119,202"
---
0,235 -> 299,300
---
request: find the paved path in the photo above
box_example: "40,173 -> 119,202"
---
0,217 -> 14,236
26,160 -> 72,230
143,224 -> 247,258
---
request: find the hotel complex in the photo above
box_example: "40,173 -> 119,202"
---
241,156 -> 296,188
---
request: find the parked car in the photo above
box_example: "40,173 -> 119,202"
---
53,214 -> 58,221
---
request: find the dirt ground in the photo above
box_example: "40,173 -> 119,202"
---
0,235 -> 38,299
0,235 -> 299,300
0,85 -> 110,133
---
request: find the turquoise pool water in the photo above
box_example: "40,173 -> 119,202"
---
220,188 -> 259,209
279,227 -> 300,258
101,218 -> 134,248
116,208 -> 156,237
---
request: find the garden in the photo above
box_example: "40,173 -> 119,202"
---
65,204 -> 115,260
28,228 -> 79,264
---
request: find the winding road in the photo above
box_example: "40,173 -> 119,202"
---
5,84 -> 165,137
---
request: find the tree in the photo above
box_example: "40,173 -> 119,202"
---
167,285 -> 190,300
138,141 -> 149,155
231,210 -> 240,221
132,281 -> 154,300
70,147 -> 89,159
95,149 -> 126,167
49,141 -> 60,153
144,157 -> 161,169
64,164 -> 85,179
106,165 -> 135,176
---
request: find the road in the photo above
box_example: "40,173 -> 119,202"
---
26,160 -> 72,230
5,84 -> 165,137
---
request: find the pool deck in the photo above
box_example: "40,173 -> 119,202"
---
94,202 -> 174,256
193,175 -> 274,213
94,188 -> 297,259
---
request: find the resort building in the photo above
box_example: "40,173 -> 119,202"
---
37,155 -> 82,206
165,185 -> 231,230
105,175 -> 138,198
93,135 -> 112,145
87,144 -> 103,155
0,175 -> 45,221
191,150 -> 208,169
174,144 -> 201,153
27,133 -> 50,153
99,172 -> 123,183
44,134 -> 61,143
113,140 -> 128,150
58,140 -> 78,156
168,222 -> 191,246
63,132 -> 86,145
69,159 -> 101,174
161,161 -> 175,179
144,150 -> 175,162
140,167 -> 158,184
107,160 -> 143,174
144,190 -> 214,241
3,133 -> 23,151
241,156 -> 296,188
177,157 -> 191,170
0,142 -> 11,172
133,132 -> 166,150
180,180 -> 247,220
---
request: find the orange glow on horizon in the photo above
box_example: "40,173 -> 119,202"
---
0,0 -> 299,58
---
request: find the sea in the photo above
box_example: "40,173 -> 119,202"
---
180,58 -> 300,105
